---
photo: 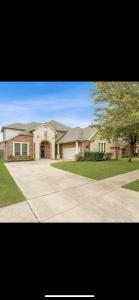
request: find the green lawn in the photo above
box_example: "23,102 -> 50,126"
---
123,180 -> 139,192
0,161 -> 25,208
51,159 -> 139,180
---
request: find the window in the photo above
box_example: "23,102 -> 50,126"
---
104,143 -> 106,153
15,143 -> 20,156
99,143 -> 106,153
22,144 -> 28,155
14,143 -> 29,156
44,129 -> 47,138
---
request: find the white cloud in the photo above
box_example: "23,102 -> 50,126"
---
54,117 -> 90,128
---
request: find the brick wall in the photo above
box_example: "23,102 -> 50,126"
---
6,135 -> 34,161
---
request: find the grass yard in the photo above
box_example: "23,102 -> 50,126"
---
51,159 -> 139,180
122,180 -> 139,192
0,161 -> 25,208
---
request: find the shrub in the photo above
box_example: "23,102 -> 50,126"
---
75,153 -> 84,161
79,156 -> 85,161
7,155 -> 33,161
84,151 -> 104,161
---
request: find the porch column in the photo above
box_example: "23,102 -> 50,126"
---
76,140 -> 78,155
57,143 -> 60,159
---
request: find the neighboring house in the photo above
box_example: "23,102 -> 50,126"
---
0,120 -> 138,161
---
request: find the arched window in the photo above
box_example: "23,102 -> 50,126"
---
44,128 -> 47,138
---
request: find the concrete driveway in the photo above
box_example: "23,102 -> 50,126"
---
0,160 -> 139,222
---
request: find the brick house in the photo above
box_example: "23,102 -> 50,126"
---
0,120 -> 138,161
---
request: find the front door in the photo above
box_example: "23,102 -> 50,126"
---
41,145 -> 45,158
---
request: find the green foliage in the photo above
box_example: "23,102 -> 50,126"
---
92,82 -> 139,160
76,154 -> 84,161
84,151 -> 104,161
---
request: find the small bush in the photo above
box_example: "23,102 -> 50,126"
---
76,153 -> 84,161
7,155 -> 33,162
80,156 -> 85,161
84,151 -> 104,161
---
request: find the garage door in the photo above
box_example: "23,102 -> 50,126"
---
63,147 -> 80,160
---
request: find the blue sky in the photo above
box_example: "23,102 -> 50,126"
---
0,82 -> 95,140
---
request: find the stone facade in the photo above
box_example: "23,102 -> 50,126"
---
33,124 -> 56,160
90,134 -> 111,153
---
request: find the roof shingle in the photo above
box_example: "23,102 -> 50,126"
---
46,120 -> 70,132
56,127 -> 98,144
1,120 -> 70,132
1,122 -> 41,131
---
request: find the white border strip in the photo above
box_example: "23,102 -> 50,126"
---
45,296 -> 95,298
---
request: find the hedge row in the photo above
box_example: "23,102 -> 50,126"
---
84,151 -> 104,161
76,152 -> 105,161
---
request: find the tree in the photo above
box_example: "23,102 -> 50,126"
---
92,82 -> 139,162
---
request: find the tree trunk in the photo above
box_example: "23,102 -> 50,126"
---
115,146 -> 119,160
128,145 -> 133,162
131,144 -> 135,156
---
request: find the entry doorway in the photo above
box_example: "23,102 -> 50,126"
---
40,141 -> 50,159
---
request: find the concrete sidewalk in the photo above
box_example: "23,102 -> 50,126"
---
0,160 -> 139,222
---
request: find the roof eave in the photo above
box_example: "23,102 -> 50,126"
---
56,139 -> 83,144
1,126 -> 25,132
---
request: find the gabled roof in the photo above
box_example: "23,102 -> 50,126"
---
46,120 -> 70,132
56,126 -> 98,144
1,122 -> 41,132
1,120 -> 70,133
83,126 -> 98,140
